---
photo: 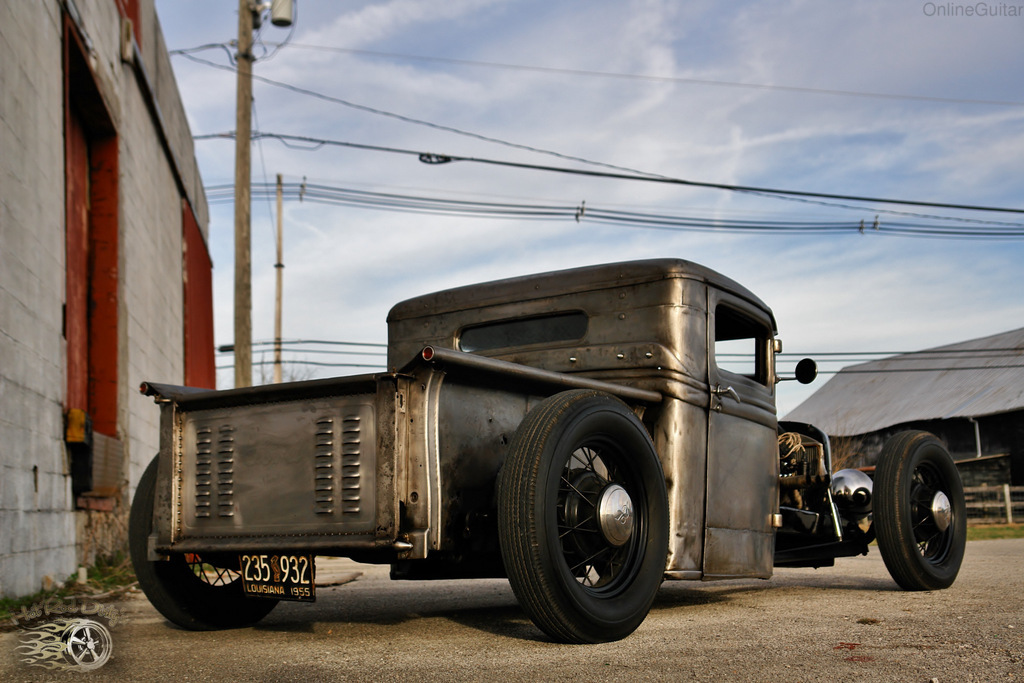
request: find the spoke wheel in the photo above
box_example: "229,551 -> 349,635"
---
560,449 -> 639,590
185,554 -> 242,586
874,431 -> 966,591
129,457 -> 279,630
60,619 -> 113,671
498,390 -> 668,643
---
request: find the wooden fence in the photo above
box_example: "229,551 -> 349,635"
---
963,485 -> 1024,525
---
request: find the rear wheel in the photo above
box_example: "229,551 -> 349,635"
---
129,457 -> 278,629
874,431 -> 966,591
497,390 -> 668,643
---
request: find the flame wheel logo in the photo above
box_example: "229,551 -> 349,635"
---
17,618 -> 113,671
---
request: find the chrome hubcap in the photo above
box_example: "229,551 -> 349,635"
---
931,491 -> 952,532
597,484 -> 634,547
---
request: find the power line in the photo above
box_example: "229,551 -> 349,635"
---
235,348 -> 387,358
217,359 -> 386,370
175,41 -> 1024,108
773,351 -> 1024,359
179,56 -> 1024,217
251,104 -> 278,245
199,132 -> 1024,218
421,155 -> 1024,216
252,2 -> 297,63
774,347 -> 1024,376
218,339 -> 1021,376
229,340 -> 1020,357
219,347 -> 386,358
203,179 -> 1024,239
217,338 -> 386,352
177,52 -> 667,180
262,338 -> 385,348
220,358 -> 1024,375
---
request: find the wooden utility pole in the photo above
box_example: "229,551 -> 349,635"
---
233,0 -> 254,387
273,174 -> 284,383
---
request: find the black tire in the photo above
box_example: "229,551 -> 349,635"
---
497,390 -> 669,643
874,431 -> 966,591
129,456 -> 279,630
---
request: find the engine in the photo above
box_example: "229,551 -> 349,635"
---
777,430 -> 874,541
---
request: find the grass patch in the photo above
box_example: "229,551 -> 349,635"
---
0,552 -> 136,630
967,523 -> 1024,541
85,552 -> 137,594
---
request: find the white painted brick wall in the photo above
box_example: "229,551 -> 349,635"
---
1,0 -> 209,597
0,0 -> 77,598
122,85 -> 187,486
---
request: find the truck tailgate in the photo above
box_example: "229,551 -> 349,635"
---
143,376 -> 397,553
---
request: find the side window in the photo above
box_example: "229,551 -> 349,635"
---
459,311 -> 588,353
714,305 -> 769,385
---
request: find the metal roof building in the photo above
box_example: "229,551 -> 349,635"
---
785,327 -> 1024,436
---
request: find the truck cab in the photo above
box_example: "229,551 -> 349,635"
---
387,259 -> 781,580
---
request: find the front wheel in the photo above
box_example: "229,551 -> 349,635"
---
874,431 -> 966,591
497,390 -> 669,643
129,456 -> 279,629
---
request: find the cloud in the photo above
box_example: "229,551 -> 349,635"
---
156,0 -> 1024,398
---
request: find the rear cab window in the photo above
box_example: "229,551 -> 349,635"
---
459,311 -> 588,353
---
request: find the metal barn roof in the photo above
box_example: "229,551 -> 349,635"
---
783,327 -> 1024,436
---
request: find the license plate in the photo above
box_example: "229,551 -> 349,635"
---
240,554 -> 316,602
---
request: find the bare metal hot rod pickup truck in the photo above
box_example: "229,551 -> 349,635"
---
130,259 -> 966,643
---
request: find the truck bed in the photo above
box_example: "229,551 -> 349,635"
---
140,348 -> 660,561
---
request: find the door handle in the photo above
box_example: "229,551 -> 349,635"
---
712,385 -> 741,404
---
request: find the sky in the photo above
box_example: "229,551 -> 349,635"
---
153,0 -> 1024,415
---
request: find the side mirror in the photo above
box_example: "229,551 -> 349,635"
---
794,358 -> 817,385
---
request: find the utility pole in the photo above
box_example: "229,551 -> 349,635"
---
233,0 -> 254,388
273,173 -> 284,384
231,0 -> 293,387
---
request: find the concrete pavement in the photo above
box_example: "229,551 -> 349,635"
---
3,539 -> 1021,681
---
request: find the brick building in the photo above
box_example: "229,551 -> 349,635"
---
1,0 -> 213,597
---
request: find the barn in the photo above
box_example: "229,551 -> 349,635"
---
784,327 -> 1024,488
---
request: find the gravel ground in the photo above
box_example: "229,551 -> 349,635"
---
2,538 -> 1021,681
